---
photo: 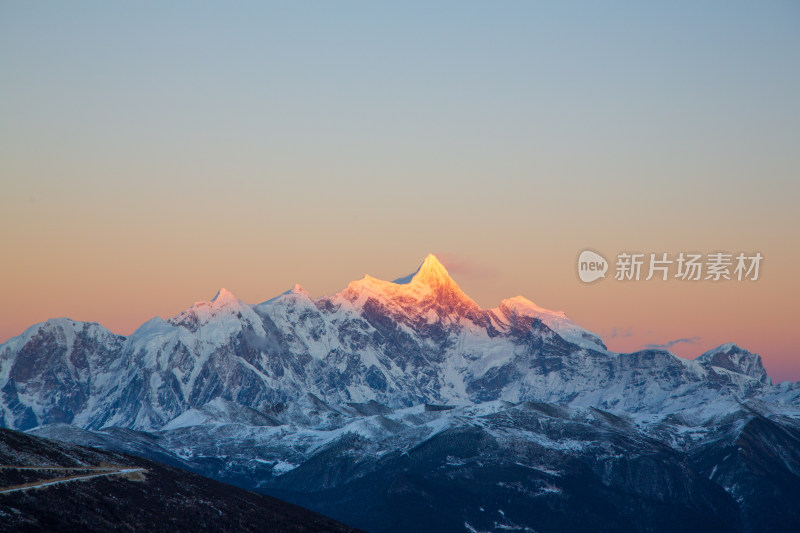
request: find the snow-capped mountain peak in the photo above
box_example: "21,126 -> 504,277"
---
697,343 -> 771,385
499,295 -> 568,320
211,287 -> 237,305
493,296 -> 606,351
167,287 -> 253,331
405,254 -> 455,288
335,254 -> 481,322
290,283 -> 309,296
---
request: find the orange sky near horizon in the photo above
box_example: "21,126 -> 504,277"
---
0,245 -> 797,382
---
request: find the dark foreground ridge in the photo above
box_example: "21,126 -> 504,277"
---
0,427 -> 359,533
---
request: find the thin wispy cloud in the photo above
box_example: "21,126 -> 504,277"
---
435,253 -> 499,281
606,326 -> 634,340
644,336 -> 702,350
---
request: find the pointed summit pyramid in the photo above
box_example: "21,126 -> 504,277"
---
395,254 -> 457,289
390,254 -> 482,317
412,254 -> 454,287
337,254 -> 481,320
211,288 -> 238,305
394,254 -> 470,299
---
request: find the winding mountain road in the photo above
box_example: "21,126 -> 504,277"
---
0,465 -> 146,494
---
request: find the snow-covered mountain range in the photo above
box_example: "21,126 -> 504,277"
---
1,254 -> 794,431
2,254 -> 800,532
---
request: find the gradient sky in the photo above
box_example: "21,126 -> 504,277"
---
2,2 -> 799,381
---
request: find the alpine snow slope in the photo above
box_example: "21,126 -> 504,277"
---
2,255 -> 800,532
